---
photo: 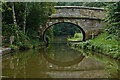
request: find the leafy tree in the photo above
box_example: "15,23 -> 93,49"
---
26,2 -> 54,40
105,2 -> 120,37
2,2 -> 54,48
46,23 -> 81,37
2,2 -> 13,24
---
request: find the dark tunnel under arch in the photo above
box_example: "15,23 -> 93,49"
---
43,22 -> 86,43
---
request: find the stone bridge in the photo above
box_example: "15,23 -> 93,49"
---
41,6 -> 105,41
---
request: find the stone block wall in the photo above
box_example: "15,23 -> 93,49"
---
41,6 -> 106,40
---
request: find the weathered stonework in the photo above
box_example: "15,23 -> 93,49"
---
41,6 -> 106,40
52,6 -> 105,19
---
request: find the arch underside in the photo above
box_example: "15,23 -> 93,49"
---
43,21 -> 86,43
42,18 -> 104,41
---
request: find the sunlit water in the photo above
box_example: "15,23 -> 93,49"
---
2,38 -> 120,78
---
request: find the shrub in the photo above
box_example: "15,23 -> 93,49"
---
19,41 -> 33,50
74,33 -> 83,38
105,2 -> 120,36
9,45 -> 19,50
31,40 -> 39,48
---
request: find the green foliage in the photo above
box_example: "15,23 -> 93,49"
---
29,39 -> 39,48
2,22 -> 20,44
105,2 -> 120,36
67,33 -> 83,41
2,2 -> 54,49
14,2 -> 27,27
72,32 -> 119,59
53,23 -> 81,36
45,26 -> 54,40
9,45 -> 19,50
26,2 -> 54,39
68,2 -> 119,60
12,31 -> 32,50
45,23 -> 82,43
19,42 -> 33,50
2,2 -> 13,24
2,22 -> 31,49
74,33 -> 82,38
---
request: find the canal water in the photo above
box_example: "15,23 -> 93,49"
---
2,37 -> 120,78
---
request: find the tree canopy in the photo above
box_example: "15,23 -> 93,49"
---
2,2 -> 54,49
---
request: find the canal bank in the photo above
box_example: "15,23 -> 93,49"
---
2,43 -> 120,78
0,48 -> 11,56
68,32 -> 119,60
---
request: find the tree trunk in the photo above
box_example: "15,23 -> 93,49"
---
11,2 -> 19,42
12,2 -> 17,27
23,3 -> 27,34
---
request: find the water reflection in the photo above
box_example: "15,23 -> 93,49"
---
44,43 -> 85,66
73,48 -> 120,78
2,43 -> 120,78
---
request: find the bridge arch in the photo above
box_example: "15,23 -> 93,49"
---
40,6 -> 105,42
43,22 -> 86,43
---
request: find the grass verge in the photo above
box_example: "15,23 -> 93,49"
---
70,32 -> 119,59
67,33 -> 83,41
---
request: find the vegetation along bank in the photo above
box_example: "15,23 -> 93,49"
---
68,2 -> 120,60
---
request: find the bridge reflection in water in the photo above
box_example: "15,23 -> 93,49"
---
42,43 -> 106,78
2,43 -> 120,78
